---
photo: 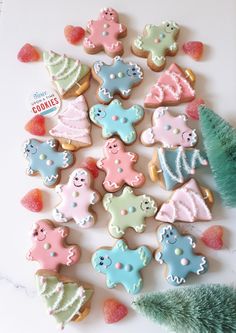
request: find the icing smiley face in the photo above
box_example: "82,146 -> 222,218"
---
155,224 -> 208,286
72,169 -> 88,187
24,139 -> 39,155
99,7 -> 119,22
105,138 -> 122,154
94,252 -> 113,272
93,106 -> 107,120
163,21 -> 179,34
140,196 -> 157,217
32,222 -> 47,241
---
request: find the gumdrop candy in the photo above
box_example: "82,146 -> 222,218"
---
25,115 -> 46,136
64,25 -> 85,45
183,41 -> 204,61
21,188 -> 43,212
201,225 -> 224,250
82,157 -> 99,178
17,43 -> 40,62
103,298 -> 128,324
185,98 -> 205,120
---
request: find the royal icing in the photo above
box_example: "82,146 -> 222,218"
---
144,63 -> 195,108
27,220 -> 80,271
84,8 -> 127,56
155,224 -> 208,286
156,179 -> 212,222
103,186 -> 157,238
90,99 -> 144,144
141,107 -> 197,147
23,138 -> 74,187
49,95 -> 91,150
92,239 -> 152,294
92,57 -> 143,103
43,51 -> 90,97
53,168 -> 100,228
97,138 -> 145,192
36,271 -> 93,329
149,146 -> 208,190
132,22 -> 180,71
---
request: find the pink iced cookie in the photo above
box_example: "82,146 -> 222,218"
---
141,107 -> 197,148
97,138 -> 145,192
144,64 -> 195,108
83,8 -> 127,57
53,168 -> 100,227
156,179 -> 213,223
27,220 -> 80,271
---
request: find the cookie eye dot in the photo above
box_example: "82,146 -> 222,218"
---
99,256 -> 104,260
81,178 -> 85,182
30,145 -> 34,148
99,262 -> 103,265
166,234 -> 169,238
75,177 -> 79,181
170,231 -> 173,235
113,144 -> 117,147
109,146 -> 112,149
167,23 -> 170,27
40,228 -> 44,232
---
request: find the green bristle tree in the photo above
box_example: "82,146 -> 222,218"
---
199,106 -> 236,207
132,284 -> 236,333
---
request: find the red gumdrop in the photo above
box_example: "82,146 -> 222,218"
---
17,43 -> 40,63
21,189 -> 43,212
82,157 -> 99,178
64,25 -> 85,45
25,115 -> 46,136
201,225 -> 224,250
185,98 -> 205,120
183,41 -> 204,61
103,298 -> 128,324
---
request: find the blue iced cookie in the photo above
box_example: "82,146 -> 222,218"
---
92,239 -> 152,294
92,56 -> 143,104
155,224 -> 208,286
23,138 -> 74,187
90,99 -> 144,144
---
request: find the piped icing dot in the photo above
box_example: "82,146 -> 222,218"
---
173,128 -> 180,134
128,206 -> 136,213
125,264 -> 133,272
120,209 -> 128,215
72,202 -> 77,208
102,31 -> 109,36
120,117 -> 128,123
39,154 -> 46,160
46,160 -> 54,166
110,73 -> 116,79
164,124 -> 171,131
154,38 -> 160,43
175,248 -> 183,256
112,115 -> 118,121
103,23 -> 109,28
190,169 -> 195,174
44,243 -> 51,250
115,262 -> 123,269
117,167 -> 123,173
118,71 -> 124,78
181,258 -> 190,266
50,251 -> 56,257
159,33 -> 165,39
114,159 -> 120,164
72,191 -> 79,197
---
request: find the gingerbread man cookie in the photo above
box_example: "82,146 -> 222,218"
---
154,224 -> 208,286
103,186 -> 157,238
90,99 -> 144,144
92,57 -> 143,104
53,168 -> 100,228
92,239 -> 152,294
27,220 -> 80,271
97,138 -> 145,192
23,138 -> 74,187
132,21 -> 180,71
141,107 -> 197,148
84,8 -> 127,57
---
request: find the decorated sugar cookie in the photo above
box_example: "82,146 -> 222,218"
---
144,63 -> 195,108
36,270 -> 93,329
103,186 -> 157,238
154,224 -> 208,286
49,95 -> 91,151
43,50 -> 90,99
92,239 -> 152,294
148,147 -> 208,191
27,220 -> 80,271
156,179 -> 213,222
97,138 -> 145,192
53,167 -> 100,228
84,8 -> 127,57
132,21 -> 180,71
23,138 -> 74,187
92,57 -> 143,104
90,99 -> 144,144
141,107 -> 197,147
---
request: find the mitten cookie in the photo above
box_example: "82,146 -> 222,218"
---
53,167 -> 100,228
97,138 -> 145,192
84,8 -> 127,57
132,21 -> 180,71
141,107 -> 197,147
92,57 -> 143,104
154,224 -> 208,285
23,138 -> 74,187
27,220 -> 80,271
92,239 -> 152,294
49,95 -> 91,151
103,186 -> 157,238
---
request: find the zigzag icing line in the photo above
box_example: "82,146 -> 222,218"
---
167,274 -> 186,285
110,224 -> 125,235
66,246 -> 77,265
196,257 -> 207,275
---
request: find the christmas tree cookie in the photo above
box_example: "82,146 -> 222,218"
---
148,146 -> 208,190
199,106 -> 236,207
43,50 -> 91,99
49,95 -> 91,151
36,270 -> 93,329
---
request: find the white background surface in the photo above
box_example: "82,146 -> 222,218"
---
0,0 -> 236,332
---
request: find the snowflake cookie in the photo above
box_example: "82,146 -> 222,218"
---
90,99 -> 144,144
84,8 -> 127,57
92,239 -> 152,294
154,224 -> 208,286
53,168 -> 100,228
132,21 -> 180,71
23,138 -> 74,187
92,56 -> 143,104
103,186 -> 157,238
